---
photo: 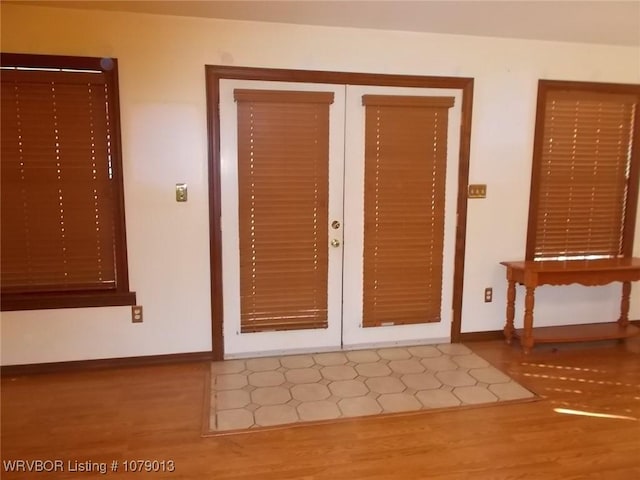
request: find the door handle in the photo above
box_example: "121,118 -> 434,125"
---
330,239 -> 341,248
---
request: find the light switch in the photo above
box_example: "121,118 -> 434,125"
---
176,183 -> 188,202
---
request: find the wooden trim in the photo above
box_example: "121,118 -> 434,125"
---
534,79 -> 640,95
205,65 -> 472,89
524,80 -> 548,260
459,330 -> 505,342
107,57 -> 134,296
361,95 -> 455,108
459,320 -> 640,343
205,65 -> 474,358
233,89 -> 334,104
206,68 -> 224,361
1,290 -> 136,311
1,52 -> 110,71
0,351 -> 213,377
451,78 -> 474,343
623,94 -> 640,257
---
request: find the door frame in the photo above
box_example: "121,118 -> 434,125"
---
206,65 -> 474,360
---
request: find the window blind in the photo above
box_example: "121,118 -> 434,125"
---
1,69 -> 118,293
234,89 -> 334,332
361,95 -> 455,327
528,89 -> 638,260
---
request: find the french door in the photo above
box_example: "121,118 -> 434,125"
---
220,79 -> 461,357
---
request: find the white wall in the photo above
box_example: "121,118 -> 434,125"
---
1,4 -> 639,365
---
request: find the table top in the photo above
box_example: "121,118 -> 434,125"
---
500,257 -> 640,273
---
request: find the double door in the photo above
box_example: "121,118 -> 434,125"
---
220,80 -> 461,357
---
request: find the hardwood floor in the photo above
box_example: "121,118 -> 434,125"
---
2,339 -> 639,479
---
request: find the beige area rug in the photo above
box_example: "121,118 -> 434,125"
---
204,344 -> 536,435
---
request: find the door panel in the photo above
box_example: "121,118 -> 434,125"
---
220,80 -> 345,356
341,85 -> 462,347
220,81 -> 461,356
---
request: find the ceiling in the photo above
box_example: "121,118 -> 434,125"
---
10,1 -> 640,46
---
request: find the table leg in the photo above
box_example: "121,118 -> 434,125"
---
504,280 -> 516,343
619,281 -> 631,328
522,286 -> 535,354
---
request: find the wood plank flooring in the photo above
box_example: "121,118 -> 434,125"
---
2,339 -> 639,479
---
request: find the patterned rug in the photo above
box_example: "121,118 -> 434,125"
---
205,343 -> 536,435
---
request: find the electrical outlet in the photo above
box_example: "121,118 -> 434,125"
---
132,305 -> 143,323
468,184 -> 487,199
484,287 -> 493,303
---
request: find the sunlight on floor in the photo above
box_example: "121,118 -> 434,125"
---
520,362 -> 609,374
518,360 -> 639,421
553,407 -> 638,421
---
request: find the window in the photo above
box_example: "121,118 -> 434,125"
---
526,80 -> 640,261
1,53 -> 135,310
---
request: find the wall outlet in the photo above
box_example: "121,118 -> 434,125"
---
132,305 -> 143,323
468,184 -> 487,198
484,287 -> 493,303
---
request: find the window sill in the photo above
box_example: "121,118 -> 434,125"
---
1,291 -> 137,311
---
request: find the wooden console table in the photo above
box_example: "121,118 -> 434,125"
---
500,258 -> 640,353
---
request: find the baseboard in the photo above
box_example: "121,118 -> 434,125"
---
460,320 -> 640,343
0,351 -> 213,377
459,330 -> 505,342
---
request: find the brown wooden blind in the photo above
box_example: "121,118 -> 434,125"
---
235,89 -> 334,332
1,68 -> 118,293
362,95 -> 455,327
528,88 -> 638,260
